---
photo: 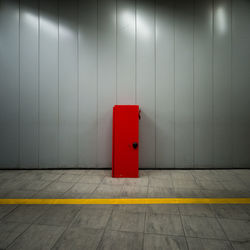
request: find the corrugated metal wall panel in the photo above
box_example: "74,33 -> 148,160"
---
0,0 -> 250,169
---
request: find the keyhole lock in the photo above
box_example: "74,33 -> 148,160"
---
132,142 -> 138,149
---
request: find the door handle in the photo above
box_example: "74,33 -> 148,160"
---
132,142 -> 138,149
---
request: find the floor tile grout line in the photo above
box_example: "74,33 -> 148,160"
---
5,222 -> 34,249
95,205 -> 116,249
214,212 -> 235,249
4,204 -> 53,249
178,207 -> 190,249
48,204 -> 83,250
143,230 -> 230,241
142,202 -> 147,249
47,208 -> 81,249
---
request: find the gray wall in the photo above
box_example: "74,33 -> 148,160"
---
0,0 -> 250,169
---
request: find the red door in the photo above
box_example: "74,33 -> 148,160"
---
112,105 -> 139,178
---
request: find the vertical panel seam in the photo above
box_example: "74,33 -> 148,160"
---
212,0 -> 215,168
230,0 -> 234,167
193,0 -> 195,168
115,0 -> 117,105
96,0 -> 99,167
18,0 -> 21,168
38,0 -> 40,168
154,0 -> 157,168
173,0 -> 176,168
57,0 -> 60,168
135,0 -> 137,104
77,0 -> 80,168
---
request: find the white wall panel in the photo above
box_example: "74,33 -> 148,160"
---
213,0 -> 232,167
97,0 -> 117,167
232,0 -> 250,168
58,0 -> 78,167
136,0 -> 156,168
174,0 -> 194,168
78,0 -> 98,167
155,0 -> 174,168
194,0 -> 213,168
0,0 -> 250,169
19,0 -> 39,168
0,0 -> 19,168
39,0 -> 59,168
117,0 -> 136,105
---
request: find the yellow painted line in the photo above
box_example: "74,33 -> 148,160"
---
0,198 -> 250,204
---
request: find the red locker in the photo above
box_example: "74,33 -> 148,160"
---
112,105 -> 140,178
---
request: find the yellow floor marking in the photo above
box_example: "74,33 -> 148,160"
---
0,198 -> 250,204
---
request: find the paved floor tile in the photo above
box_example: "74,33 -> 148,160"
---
58,174 -> 82,183
144,234 -> 188,250
0,222 -> 30,249
69,183 -> 98,194
174,188 -> 204,198
148,176 -> 173,188
107,210 -> 145,233
195,180 -> 226,190
123,176 -> 148,186
61,191 -> 91,198
21,180 -> 52,191
0,205 -> 18,220
219,218 -> 250,241
92,184 -> 123,198
179,204 -> 215,217
0,179 -> 29,192
42,181 -> 75,193
212,205 -> 250,220
35,205 -> 81,226
186,237 -> 233,250
147,204 -> 180,215
102,177 -> 127,185
32,191 -> 64,199
145,213 -> 184,236
231,240 -> 250,250
114,204 -> 147,213
4,190 -> 37,199
4,205 -> 49,224
37,173 -> 62,182
171,172 -> 195,181
78,175 -> 104,184
173,179 -> 200,189
211,170 -> 240,182
121,185 -> 148,197
147,187 -> 176,198
0,169 -> 249,250
72,207 -> 112,229
97,230 -> 143,250
222,181 -> 248,192
7,224 -> 65,250
182,215 -> 226,239
85,170 -> 110,176
53,227 -> 103,250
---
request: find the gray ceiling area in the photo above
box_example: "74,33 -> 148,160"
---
0,0 -> 249,169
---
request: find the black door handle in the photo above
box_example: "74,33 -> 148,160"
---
132,142 -> 138,149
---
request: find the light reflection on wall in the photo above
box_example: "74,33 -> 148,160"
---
137,14 -> 150,38
120,10 -> 150,38
215,6 -> 227,34
120,11 -> 134,32
24,12 -> 72,38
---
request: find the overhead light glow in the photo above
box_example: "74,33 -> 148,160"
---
119,10 -> 150,39
215,7 -> 227,34
24,12 -> 72,38
137,14 -> 150,39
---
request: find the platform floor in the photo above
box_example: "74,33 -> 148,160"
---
0,169 -> 250,249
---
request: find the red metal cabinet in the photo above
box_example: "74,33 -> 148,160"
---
112,105 -> 140,178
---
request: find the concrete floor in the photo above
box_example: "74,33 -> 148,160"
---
0,169 -> 250,249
